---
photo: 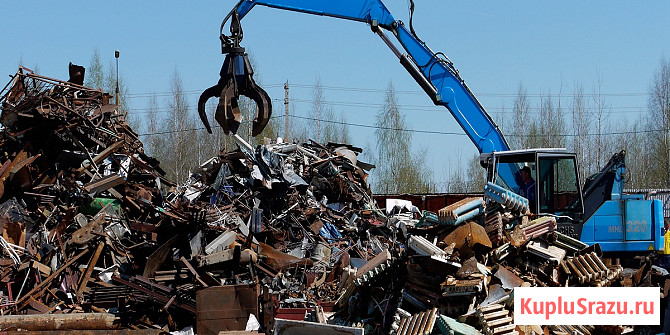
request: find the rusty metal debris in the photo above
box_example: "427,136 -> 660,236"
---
395,308 -> 438,335
477,303 -> 516,335
0,67 -> 663,335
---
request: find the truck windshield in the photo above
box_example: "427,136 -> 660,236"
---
493,158 -> 536,212
494,162 -> 533,194
538,157 -> 582,214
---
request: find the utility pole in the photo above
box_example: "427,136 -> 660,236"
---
284,81 -> 289,140
114,50 -> 120,108
249,105 -> 254,145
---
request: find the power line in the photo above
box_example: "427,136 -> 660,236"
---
136,112 -> 665,139
279,98 -> 649,114
285,83 -> 650,98
123,83 -> 649,99
292,114 -> 664,138
124,84 -> 285,98
126,98 -> 650,115
290,114 -> 465,136
507,129 -> 662,138
137,115 -> 285,137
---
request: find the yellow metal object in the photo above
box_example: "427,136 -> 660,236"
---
663,230 -> 670,254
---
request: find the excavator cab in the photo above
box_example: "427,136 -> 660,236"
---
486,149 -> 585,235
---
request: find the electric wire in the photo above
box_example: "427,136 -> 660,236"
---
123,83 -> 649,98
137,112 -> 666,138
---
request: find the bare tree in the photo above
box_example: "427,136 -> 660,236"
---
493,99 -> 509,136
85,49 -> 105,90
163,69 -> 198,182
511,83 -> 531,149
465,154 -> 485,192
591,73 -> 612,171
338,112 -> 351,144
373,82 -> 433,193
647,57 -> 670,187
145,95 -> 165,159
615,117 -> 649,188
570,82 -> 591,184
537,93 -> 565,148
311,77 -> 325,140
320,106 -> 337,143
84,48 -> 136,129
308,77 -> 350,144
443,151 -> 467,193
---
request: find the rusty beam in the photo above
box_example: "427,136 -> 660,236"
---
76,242 -> 105,298
112,276 -> 195,313
16,248 -> 88,305
84,174 -> 125,194
0,313 -> 118,331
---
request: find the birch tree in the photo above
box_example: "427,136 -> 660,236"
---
163,69 -> 198,182
647,57 -> 670,187
511,83 -> 531,149
309,77 -> 350,143
373,82 -> 433,193
591,74 -> 612,171
570,82 -> 591,183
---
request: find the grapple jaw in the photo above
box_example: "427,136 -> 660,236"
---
198,11 -> 272,137
198,53 -> 272,137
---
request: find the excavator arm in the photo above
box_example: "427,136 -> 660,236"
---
216,0 -> 510,154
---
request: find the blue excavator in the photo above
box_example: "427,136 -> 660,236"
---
196,0 -> 666,255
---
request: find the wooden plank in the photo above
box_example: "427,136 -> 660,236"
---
31,260 -> 52,277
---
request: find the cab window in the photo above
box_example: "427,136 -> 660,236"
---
537,157 -> 582,214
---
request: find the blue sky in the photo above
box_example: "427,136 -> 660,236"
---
1,1 -> 669,188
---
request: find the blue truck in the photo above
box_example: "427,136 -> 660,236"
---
201,0 -> 666,255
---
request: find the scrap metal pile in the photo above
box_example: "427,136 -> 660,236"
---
0,67 -> 664,335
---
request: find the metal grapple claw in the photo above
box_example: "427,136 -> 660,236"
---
199,10 -> 272,137
198,53 -> 272,137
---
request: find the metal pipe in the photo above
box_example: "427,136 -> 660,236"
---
453,198 -> 484,217
452,206 -> 483,225
484,182 -> 529,213
232,133 -> 254,151
374,28 -> 439,105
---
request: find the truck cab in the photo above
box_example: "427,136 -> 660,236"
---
484,149 -> 584,234
483,149 -> 665,254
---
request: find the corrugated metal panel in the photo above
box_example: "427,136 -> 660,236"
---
396,308 -> 438,335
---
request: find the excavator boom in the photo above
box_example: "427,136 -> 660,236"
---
214,0 -> 509,154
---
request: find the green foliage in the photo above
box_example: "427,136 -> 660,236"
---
444,153 -> 483,193
85,49 -> 105,90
